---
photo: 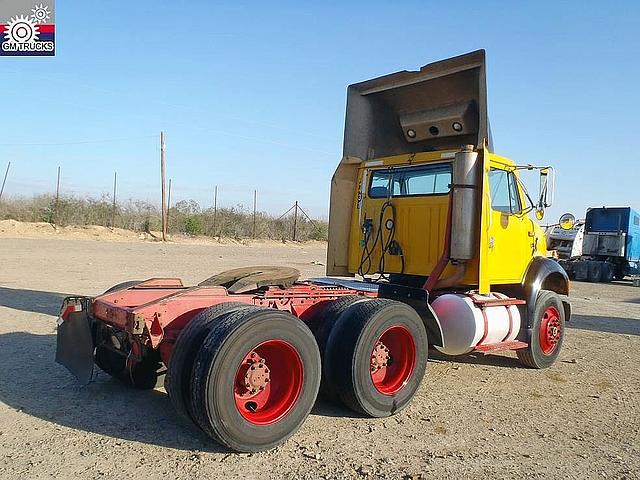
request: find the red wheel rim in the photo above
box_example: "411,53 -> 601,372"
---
233,340 -> 303,425
539,306 -> 562,355
369,326 -> 416,396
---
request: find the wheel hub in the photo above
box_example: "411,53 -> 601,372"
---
370,341 -> 390,372
539,306 -> 562,355
369,326 -> 417,396
233,340 -> 303,425
239,355 -> 271,396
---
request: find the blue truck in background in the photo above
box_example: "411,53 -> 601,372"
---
558,207 -> 640,282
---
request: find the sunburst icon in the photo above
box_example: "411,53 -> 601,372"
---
30,3 -> 51,24
4,15 -> 40,44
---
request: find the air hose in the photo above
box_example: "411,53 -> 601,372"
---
358,200 -> 404,278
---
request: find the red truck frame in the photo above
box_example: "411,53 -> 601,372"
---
55,269 -> 550,452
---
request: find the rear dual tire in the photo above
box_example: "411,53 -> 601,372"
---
586,261 -> 614,283
322,299 -> 428,418
94,345 -> 160,389
95,281 -> 160,389
166,302 -> 258,422
307,295 -> 370,397
181,308 -> 320,452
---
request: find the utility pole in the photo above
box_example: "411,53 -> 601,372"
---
0,161 -> 10,204
213,185 -> 218,237
293,201 -> 299,241
167,178 -> 172,232
111,171 -> 117,229
253,189 -> 257,238
54,166 -> 61,226
160,131 -> 167,241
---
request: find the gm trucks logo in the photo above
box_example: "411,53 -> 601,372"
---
1,2 -> 55,56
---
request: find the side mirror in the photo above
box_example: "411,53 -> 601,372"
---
538,167 -> 555,210
559,213 -> 576,230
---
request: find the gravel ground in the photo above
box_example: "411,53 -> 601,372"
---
0,236 -> 638,479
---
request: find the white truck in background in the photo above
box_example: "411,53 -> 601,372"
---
546,220 -> 585,259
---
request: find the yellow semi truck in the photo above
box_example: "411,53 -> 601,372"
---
327,49 -> 570,369
57,50 -> 571,452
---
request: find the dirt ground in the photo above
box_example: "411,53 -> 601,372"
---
0,229 -> 638,479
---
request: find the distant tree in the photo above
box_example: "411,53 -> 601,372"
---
175,199 -> 201,215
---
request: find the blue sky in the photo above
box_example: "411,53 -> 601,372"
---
2,1 -> 639,221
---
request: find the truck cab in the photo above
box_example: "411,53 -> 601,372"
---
328,50 -> 562,300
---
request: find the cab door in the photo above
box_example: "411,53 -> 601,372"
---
486,167 -> 535,284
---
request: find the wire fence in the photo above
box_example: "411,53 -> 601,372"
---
0,129 -> 330,242
0,161 -> 328,242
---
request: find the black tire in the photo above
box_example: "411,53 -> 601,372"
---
600,263 -> 614,283
103,280 -> 142,294
307,296 -> 371,397
325,299 -> 428,418
95,281 -> 158,389
517,290 -> 565,369
190,308 -> 321,452
166,302 -> 258,422
614,267 -> 626,281
94,344 -> 160,389
94,344 -> 124,377
587,262 -> 602,283
573,262 -> 588,281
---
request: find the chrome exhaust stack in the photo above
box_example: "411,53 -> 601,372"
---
450,145 -> 480,261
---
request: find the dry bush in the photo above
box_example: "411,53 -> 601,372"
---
0,194 -> 327,241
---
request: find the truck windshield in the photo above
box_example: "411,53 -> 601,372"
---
368,163 -> 451,198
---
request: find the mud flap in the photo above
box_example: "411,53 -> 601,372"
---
55,297 -> 94,385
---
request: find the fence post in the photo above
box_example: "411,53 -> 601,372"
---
213,185 -> 218,237
0,161 -> 10,204
54,166 -> 61,226
111,171 -> 117,229
253,189 -> 257,238
160,131 -> 167,241
293,201 -> 298,241
167,178 -> 172,232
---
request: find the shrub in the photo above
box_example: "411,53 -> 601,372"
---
0,194 -> 327,241
184,215 -> 204,236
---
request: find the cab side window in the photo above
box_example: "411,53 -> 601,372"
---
488,168 -> 522,214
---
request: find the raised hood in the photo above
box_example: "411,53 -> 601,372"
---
343,49 -> 492,160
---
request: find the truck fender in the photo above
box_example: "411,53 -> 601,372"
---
521,256 -> 571,329
377,283 -> 444,347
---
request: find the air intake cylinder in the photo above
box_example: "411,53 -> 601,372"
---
450,145 -> 480,260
